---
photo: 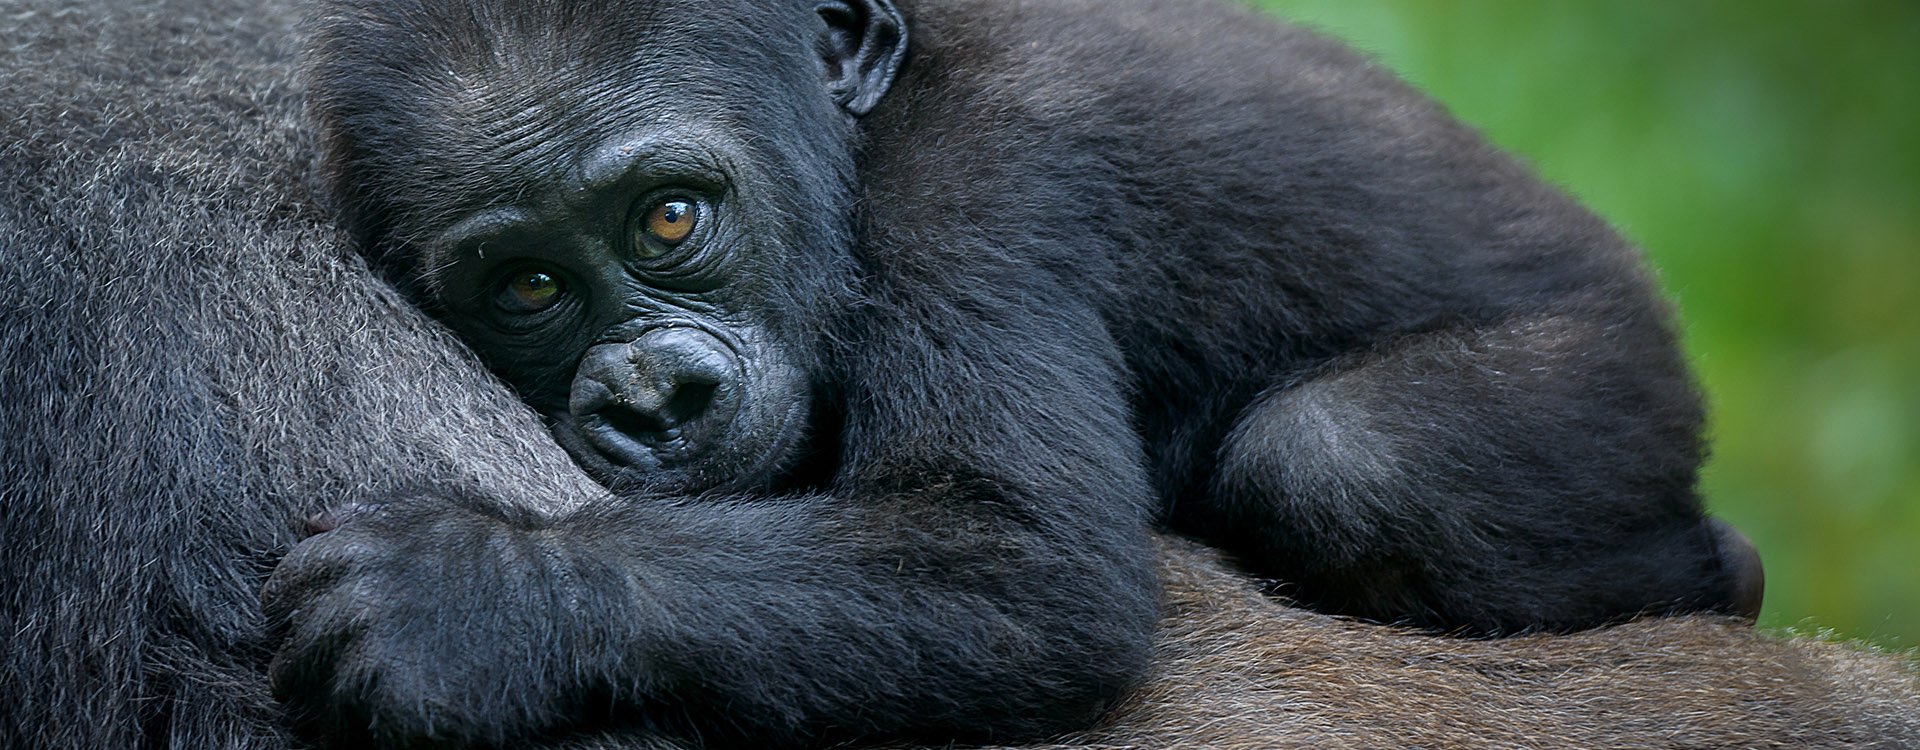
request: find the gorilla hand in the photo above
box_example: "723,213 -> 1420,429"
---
263,497 -> 606,748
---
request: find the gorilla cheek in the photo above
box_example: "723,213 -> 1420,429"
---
557,325 -> 806,492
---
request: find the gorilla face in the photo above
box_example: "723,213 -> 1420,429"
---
320,1 -> 888,494
416,127 -> 814,493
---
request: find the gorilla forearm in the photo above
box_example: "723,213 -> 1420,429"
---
264,273 -> 1163,745
268,490 -> 1155,747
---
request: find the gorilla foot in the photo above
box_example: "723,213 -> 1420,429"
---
1709,519 -> 1766,621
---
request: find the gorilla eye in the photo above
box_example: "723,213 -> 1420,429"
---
636,198 -> 697,257
497,269 -> 564,313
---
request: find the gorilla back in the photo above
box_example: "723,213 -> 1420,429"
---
852,0 -> 1761,629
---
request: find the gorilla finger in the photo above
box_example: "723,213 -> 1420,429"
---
259,538 -> 373,624
301,498 -> 385,537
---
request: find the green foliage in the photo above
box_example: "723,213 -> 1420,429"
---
1253,0 -> 1920,646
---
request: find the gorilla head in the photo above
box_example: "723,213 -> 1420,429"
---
311,0 -> 908,492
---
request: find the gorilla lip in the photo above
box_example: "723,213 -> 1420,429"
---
576,412 -> 686,469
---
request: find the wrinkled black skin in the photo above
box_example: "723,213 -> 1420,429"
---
268,0 -> 1759,747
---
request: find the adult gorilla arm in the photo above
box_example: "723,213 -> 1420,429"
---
0,1 -> 610,745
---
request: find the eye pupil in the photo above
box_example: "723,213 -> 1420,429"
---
642,199 -> 696,248
504,271 -> 561,311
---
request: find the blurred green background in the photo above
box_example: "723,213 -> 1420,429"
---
1250,0 -> 1919,647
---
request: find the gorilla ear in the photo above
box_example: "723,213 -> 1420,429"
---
814,0 -> 906,116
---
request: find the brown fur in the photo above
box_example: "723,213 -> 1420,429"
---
1030,537 -> 1919,749
561,538 -> 1918,749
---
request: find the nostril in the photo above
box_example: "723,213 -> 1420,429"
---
569,373 -> 620,421
569,330 -> 741,467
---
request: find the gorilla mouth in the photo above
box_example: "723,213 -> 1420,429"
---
548,392 -> 809,495
576,410 -> 701,470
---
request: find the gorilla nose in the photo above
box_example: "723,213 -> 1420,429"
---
570,328 -> 741,467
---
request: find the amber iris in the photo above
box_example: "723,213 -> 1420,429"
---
643,199 -> 696,246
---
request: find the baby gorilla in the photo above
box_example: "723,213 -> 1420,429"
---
270,0 -> 1766,746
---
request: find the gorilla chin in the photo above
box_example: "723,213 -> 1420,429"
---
553,324 -> 812,494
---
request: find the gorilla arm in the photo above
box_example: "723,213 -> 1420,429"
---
263,283 -> 1161,749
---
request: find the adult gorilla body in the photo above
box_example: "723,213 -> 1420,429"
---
0,1 -> 610,745
276,0 -> 1760,744
2,1 -> 1917,750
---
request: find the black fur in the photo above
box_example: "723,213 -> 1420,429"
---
273,0 -> 1762,747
